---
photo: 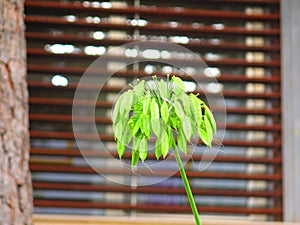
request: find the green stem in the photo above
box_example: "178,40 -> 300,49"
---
174,147 -> 202,225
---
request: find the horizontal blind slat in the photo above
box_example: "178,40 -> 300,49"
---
30,148 -> 282,164
25,1 -> 279,21
29,164 -> 282,180
29,113 -> 281,131
25,16 -> 280,36
27,48 -> 281,67
29,130 -> 281,148
33,199 -> 282,214
26,32 -> 280,52
27,66 -> 281,84
32,182 -> 282,197
28,97 -> 281,115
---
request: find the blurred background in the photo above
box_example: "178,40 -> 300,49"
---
25,0 -> 283,222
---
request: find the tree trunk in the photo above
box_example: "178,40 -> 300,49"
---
0,0 -> 33,224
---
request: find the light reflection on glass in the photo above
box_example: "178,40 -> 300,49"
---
169,36 -> 189,44
86,16 -> 94,23
144,65 -> 156,74
130,19 -> 138,26
205,52 -> 221,61
84,46 -> 106,55
212,23 -> 225,30
92,31 -> 105,40
82,1 -> 90,7
51,75 -> 68,87
184,67 -> 197,75
64,15 -> 77,22
91,1 -> 101,8
203,67 -> 221,77
101,2 -> 112,8
143,49 -> 160,59
45,44 -> 75,54
162,66 -> 172,74
183,81 -> 196,92
205,83 -> 223,93
209,38 -> 221,45
168,21 -> 178,28
130,19 -> 148,26
140,35 -> 147,41
85,16 -> 101,24
160,50 -> 171,59
192,22 -> 203,28
125,48 -> 138,58
93,17 -> 101,23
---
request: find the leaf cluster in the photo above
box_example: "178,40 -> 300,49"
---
112,75 -> 216,167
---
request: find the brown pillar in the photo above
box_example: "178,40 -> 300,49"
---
0,0 -> 33,224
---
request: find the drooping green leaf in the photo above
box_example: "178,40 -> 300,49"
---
159,79 -> 168,99
151,118 -> 161,137
168,127 -> 176,150
132,118 -> 141,137
119,92 -> 129,114
128,115 -> 138,131
204,115 -> 213,139
190,121 -> 197,137
182,116 -> 192,141
172,112 -> 182,130
174,100 -> 185,120
204,105 -> 217,134
169,115 -> 179,130
155,140 -> 162,160
189,94 -> 202,127
198,128 -> 212,147
173,86 -> 184,97
132,150 -> 139,167
178,130 -> 187,154
139,137 -> 148,161
141,116 -> 151,138
133,137 -> 141,150
120,124 -> 132,146
160,101 -> 169,124
112,94 -> 124,124
123,90 -> 135,114
178,93 -> 191,117
117,140 -> 126,159
133,101 -> 143,115
161,131 -> 169,158
150,98 -> 160,119
198,120 -> 212,147
143,95 -> 151,115
172,76 -> 186,92
133,80 -> 145,97
180,94 -> 197,137
114,120 -> 125,141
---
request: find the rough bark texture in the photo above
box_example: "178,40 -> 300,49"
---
0,0 -> 33,224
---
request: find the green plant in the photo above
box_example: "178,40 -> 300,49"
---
112,75 -> 216,225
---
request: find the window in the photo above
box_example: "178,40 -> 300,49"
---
26,0 -> 282,220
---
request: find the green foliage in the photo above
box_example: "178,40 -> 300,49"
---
112,75 -> 217,166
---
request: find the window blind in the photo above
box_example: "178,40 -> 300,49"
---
25,0 -> 282,220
